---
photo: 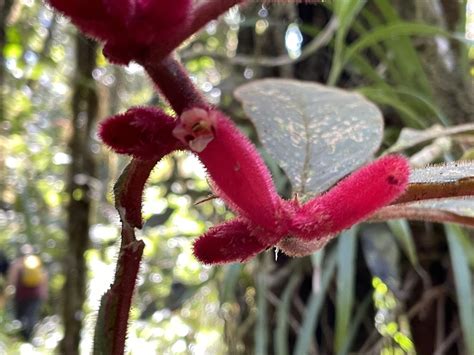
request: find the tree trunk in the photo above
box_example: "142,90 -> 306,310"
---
0,0 -> 14,122
0,0 -> 14,213
60,33 -> 98,355
0,0 -> 13,122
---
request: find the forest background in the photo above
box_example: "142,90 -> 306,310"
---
0,0 -> 473,354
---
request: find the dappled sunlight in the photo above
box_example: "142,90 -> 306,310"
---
0,1 -> 473,354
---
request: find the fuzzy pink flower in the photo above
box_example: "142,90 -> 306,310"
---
173,108 -> 289,233
289,154 -> 410,239
47,0 -> 191,64
98,107 -> 185,160
193,154 -> 409,264
100,106 -> 410,265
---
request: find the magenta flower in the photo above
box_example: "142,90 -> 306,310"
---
47,0 -> 192,64
100,106 -> 410,264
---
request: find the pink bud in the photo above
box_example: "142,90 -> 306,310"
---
99,107 -> 185,160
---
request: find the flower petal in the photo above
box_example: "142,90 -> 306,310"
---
176,109 -> 285,232
292,155 -> 410,239
193,218 -> 268,265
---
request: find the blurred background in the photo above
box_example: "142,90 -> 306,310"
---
0,0 -> 473,354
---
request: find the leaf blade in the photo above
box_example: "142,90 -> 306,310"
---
445,224 -> 474,354
235,79 -> 384,196
293,251 -> 337,355
386,219 -> 418,267
275,275 -> 302,355
334,228 -> 358,354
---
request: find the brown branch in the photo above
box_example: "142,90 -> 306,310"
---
0,0 -> 15,122
370,205 -> 474,228
93,235 -> 144,355
393,179 -> 474,204
433,327 -> 461,355
407,285 -> 446,320
143,55 -> 209,115
387,123 -> 474,153
114,158 -> 158,231
409,137 -> 451,168
61,35 -> 98,355
93,158 -> 153,354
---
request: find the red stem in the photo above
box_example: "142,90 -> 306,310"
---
140,1 -> 248,113
115,158 -> 159,231
95,237 -> 144,354
143,55 -> 210,115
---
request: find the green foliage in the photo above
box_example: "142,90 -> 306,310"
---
294,252 -> 337,355
334,228 -> 357,354
446,224 -> 474,354
274,274 -> 301,355
235,79 -> 384,196
1,0 -> 473,354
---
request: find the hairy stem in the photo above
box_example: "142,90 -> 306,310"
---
93,159 -> 155,354
114,158 -> 159,230
143,55 -> 209,114
93,235 -> 145,354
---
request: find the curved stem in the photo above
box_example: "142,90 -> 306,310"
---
143,55 -> 209,115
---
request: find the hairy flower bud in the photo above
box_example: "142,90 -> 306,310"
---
99,107 -> 185,160
99,102 -> 410,264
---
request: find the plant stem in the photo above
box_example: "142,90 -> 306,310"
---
93,158 -> 157,354
393,179 -> 474,204
370,205 -> 474,227
93,234 -> 145,355
143,55 -> 209,114
115,158 -> 159,230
